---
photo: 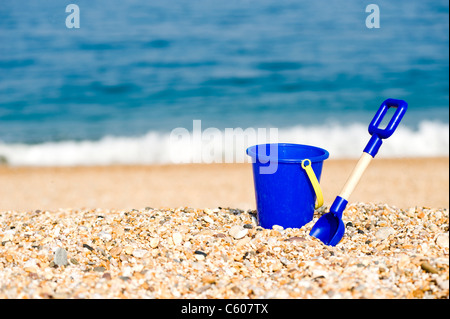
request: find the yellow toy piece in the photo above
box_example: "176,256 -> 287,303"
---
301,159 -> 324,209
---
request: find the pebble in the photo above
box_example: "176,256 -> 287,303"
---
94,266 -> 106,272
195,254 -> 205,261
375,227 -> 395,240
438,279 -> 449,290
102,273 -> 112,280
109,246 -> 122,257
54,247 -> 68,266
132,249 -> 148,258
285,236 -> 306,243
83,244 -> 94,251
203,216 -> 214,224
202,274 -> 216,284
436,233 -> 449,248
228,225 -> 248,239
24,260 -> 39,273
421,262 -> 439,274
172,232 -> 183,245
194,250 -> 208,257
272,225 -> 284,231
150,237 -> 159,248
98,231 -> 112,241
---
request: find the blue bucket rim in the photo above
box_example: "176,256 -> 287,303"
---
246,143 -> 329,163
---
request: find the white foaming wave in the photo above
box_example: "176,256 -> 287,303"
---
0,133 -> 175,166
277,120 -> 449,158
0,120 -> 448,166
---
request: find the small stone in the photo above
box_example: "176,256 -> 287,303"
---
194,250 -> 207,257
236,236 -> 251,248
272,260 -> 283,272
24,260 -> 39,273
230,286 -> 241,294
434,211 -> 443,220
93,266 -> 106,272
102,272 -> 112,280
275,290 -> 289,299
376,220 -> 388,227
172,232 -> 183,245
132,249 -> 148,258
256,246 -> 267,254
228,225 -> 248,239
412,289 -> 424,298
279,257 -> 290,266
421,262 -> 439,274
375,227 -> 395,240
195,254 -> 205,261
272,225 -> 284,231
435,233 -> 449,248
83,244 -> 94,251
202,275 -> 216,284
98,231 -> 112,241
110,246 -> 122,257
110,257 -> 118,267
97,247 -> 107,257
437,279 -> 449,290
5,254 -> 14,263
203,216 -> 214,224
54,248 -> 68,266
70,258 -> 79,265
112,226 -> 124,236
150,238 -> 159,248
28,272 -> 39,280
284,236 -> 306,243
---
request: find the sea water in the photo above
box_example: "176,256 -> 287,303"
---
0,0 -> 448,165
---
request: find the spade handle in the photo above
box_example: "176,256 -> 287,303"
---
339,152 -> 372,200
339,98 -> 407,201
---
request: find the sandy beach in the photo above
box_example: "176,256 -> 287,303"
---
0,157 -> 448,299
1,157 -> 448,211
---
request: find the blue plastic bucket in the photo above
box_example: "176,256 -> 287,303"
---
246,143 -> 329,229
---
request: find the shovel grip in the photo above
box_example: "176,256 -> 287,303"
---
364,99 -> 408,157
339,152 -> 373,200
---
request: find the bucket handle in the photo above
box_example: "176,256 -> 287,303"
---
301,159 -> 324,209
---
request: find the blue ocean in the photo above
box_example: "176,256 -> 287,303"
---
0,0 -> 448,165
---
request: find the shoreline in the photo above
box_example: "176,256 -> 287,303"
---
0,157 -> 448,211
